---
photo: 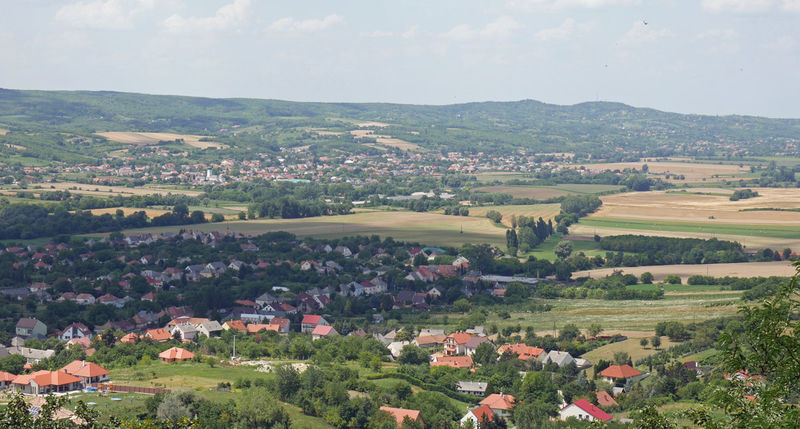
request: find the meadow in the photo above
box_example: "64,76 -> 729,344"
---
119,209 -> 509,248
472,184 -> 622,199
96,132 -> 227,149
467,204 -> 561,227
573,261 -> 796,282
574,161 -> 750,183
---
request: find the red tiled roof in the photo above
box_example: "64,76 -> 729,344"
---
567,399 -> 612,422
430,356 -> 473,368
497,343 -> 544,360
0,371 -> 16,382
311,325 -> 335,336
247,324 -> 278,334
599,364 -> 642,379
224,320 -> 247,331
379,406 -> 421,426
596,390 -> 618,407
146,328 -> 172,342
60,360 -> 109,378
480,393 -> 516,410
302,315 -> 322,325
469,405 -> 495,422
14,370 -> 81,387
447,332 -> 473,345
159,347 -> 195,361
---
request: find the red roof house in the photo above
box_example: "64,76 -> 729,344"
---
379,406 -> 422,427
559,399 -> 612,422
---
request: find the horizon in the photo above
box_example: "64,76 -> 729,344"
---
1,1 -> 799,118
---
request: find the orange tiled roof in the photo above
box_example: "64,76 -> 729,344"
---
599,364 -> 642,379
379,406 -> 421,426
0,371 -> 16,382
158,347 -> 195,361
480,393 -> 516,410
224,320 -> 247,331
14,370 -> 82,387
469,405 -> 495,422
146,328 -> 172,342
430,356 -> 473,368
447,332 -> 473,345
497,343 -> 544,360
60,360 -> 109,378
247,323 -> 278,334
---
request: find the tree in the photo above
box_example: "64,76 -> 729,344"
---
236,387 -> 292,428
640,338 -> 649,348
0,354 -> 27,374
275,366 -> 300,401
486,210 -> 503,224
554,240 -> 573,260
172,203 -> 189,219
453,298 -> 472,313
640,272 -> 654,284
613,351 -> 630,365
398,345 -> 430,365
211,213 -> 224,222
513,401 -> 556,429
587,323 -> 603,337
651,335 -> 661,349
157,392 -> 193,421
558,323 -> 580,342
473,342 -> 497,365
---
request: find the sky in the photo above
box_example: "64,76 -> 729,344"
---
1,0 -> 800,117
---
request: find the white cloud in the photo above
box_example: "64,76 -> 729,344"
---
508,0 -> 640,11
701,0 -> 774,13
360,30 -> 393,38
696,29 -> 737,40
162,0 -> 252,33
782,0 -> 800,11
618,20 -> 673,46
402,26 -> 419,39
442,16 -> 522,41
536,18 -> 576,41
55,0 -> 153,30
767,35 -> 796,51
268,14 -> 343,33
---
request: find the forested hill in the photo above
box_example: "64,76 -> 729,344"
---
1,88 -> 799,159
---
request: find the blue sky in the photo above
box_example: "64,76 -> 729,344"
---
1,0 -> 799,117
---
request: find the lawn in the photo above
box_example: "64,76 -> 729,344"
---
117,209 -> 509,248
579,217 -> 800,239
525,235 -> 604,261
581,337 -> 679,374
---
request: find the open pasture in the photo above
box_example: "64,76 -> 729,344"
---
574,161 -> 749,182
581,337 -> 680,370
594,188 -> 800,225
29,181 -> 204,197
119,209 -> 508,248
473,184 -> 622,199
96,132 -> 226,149
572,261 -> 795,282
468,203 -> 561,227
350,129 -> 421,151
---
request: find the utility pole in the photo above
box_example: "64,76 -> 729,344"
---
232,334 -> 236,360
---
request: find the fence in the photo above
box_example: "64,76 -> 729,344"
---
89,383 -> 170,395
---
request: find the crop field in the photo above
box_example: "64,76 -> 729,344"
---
468,204 -> 561,227
0,128 -> 9,135
593,188 -> 800,224
581,337 -> 680,372
573,261 -> 796,282
87,207 -> 172,217
485,292 -> 741,334
25,182 -> 204,197
349,129 -> 421,151
472,184 -> 622,199
473,172 -> 526,183
574,161 -> 750,182
118,209 -> 508,248
527,235 -> 605,260
96,132 -> 226,149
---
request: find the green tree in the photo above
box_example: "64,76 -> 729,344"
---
398,345 -> 430,365
640,338 -> 649,348
473,342 -> 497,365
554,240 -> 573,260
640,272 -> 654,284
651,335 -> 661,349
558,323 -> 580,342
236,387 -> 292,428
453,298 -> 472,313
587,323 -> 603,337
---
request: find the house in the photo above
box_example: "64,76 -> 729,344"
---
96,293 -> 125,307
141,292 -> 156,302
311,325 -> 338,340
684,361 -> 705,376
269,318 -> 291,334
479,393 -> 516,417
333,245 -> 352,257
414,334 -> 446,349
255,292 -> 277,307
60,360 -> 110,384
430,356 -> 473,369
159,347 -> 195,363
456,381 -> 488,396
599,365 -> 643,384
247,324 -> 279,334
58,323 -> 92,342
16,318 -> 46,338
170,324 -> 198,341
0,371 -> 16,389
145,328 -> 172,342
444,332 -> 473,356
75,293 -> 96,305
5,346 -> 55,364
559,399 -> 612,423
537,350 -> 575,368
596,390 -> 618,407
379,406 -> 422,427
66,337 -> 92,350
120,333 -> 139,344
460,405 -> 496,427
497,343 -> 544,361
464,337 -> 491,356
195,321 -> 223,338
12,370 -> 83,395
222,320 -> 247,332
301,315 -> 329,333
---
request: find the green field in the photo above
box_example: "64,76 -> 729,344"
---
472,184 -> 622,199
116,209 -> 509,248
525,235 -> 604,260
580,217 -> 800,239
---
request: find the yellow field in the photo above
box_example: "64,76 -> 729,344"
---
593,188 -> 800,225
468,204 -> 561,227
115,209 -> 507,248
575,161 -> 749,182
96,132 -> 227,149
350,130 -> 421,151
473,186 -> 569,199
0,128 -> 8,135
30,182 -> 203,197
5,144 -> 25,150
88,207 -> 172,217
581,337 -> 680,372
573,261 -> 796,282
